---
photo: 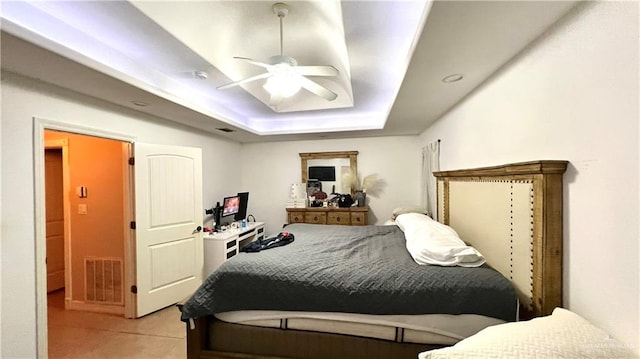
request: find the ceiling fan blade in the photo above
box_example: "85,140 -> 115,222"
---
269,92 -> 283,107
217,72 -> 272,90
295,65 -> 339,77
299,76 -> 338,101
234,56 -> 271,69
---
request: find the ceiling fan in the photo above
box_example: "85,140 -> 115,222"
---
217,3 -> 339,107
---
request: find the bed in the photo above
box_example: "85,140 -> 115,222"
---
180,160 -> 568,359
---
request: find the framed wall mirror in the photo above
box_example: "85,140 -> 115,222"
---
300,151 -> 358,195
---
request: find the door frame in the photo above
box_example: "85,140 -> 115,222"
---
33,117 -> 137,357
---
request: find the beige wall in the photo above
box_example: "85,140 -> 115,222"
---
44,130 -> 125,303
420,1 -> 639,352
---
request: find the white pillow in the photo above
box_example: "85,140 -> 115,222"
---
391,206 -> 429,219
395,213 -> 485,267
419,308 -> 637,359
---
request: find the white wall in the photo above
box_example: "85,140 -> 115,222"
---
1,71 -> 423,358
420,1 -> 639,352
240,136 -> 422,235
0,72 -> 242,358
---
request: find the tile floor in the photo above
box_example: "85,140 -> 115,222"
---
47,290 -> 187,359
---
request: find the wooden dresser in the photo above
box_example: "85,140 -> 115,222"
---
286,206 -> 369,226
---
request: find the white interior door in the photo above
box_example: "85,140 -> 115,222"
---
45,149 -> 65,292
134,143 -> 203,317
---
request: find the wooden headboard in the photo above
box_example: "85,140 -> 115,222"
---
434,160 -> 568,319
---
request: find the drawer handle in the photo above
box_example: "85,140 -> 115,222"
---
226,240 -> 237,249
226,251 -> 236,259
336,217 -> 341,222
356,217 -> 361,222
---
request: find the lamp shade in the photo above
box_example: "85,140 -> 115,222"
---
263,63 -> 302,98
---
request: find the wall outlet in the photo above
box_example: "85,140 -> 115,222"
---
78,204 -> 88,215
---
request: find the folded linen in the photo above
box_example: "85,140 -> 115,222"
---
396,213 -> 485,267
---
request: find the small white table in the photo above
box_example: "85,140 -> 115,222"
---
203,221 -> 265,276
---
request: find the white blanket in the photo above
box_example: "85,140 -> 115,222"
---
395,213 -> 485,267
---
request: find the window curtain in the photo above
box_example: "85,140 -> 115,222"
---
421,140 -> 440,219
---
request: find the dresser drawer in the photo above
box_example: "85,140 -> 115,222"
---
350,212 -> 367,226
286,207 -> 368,226
305,212 -> 327,224
288,211 -> 306,224
327,212 -> 350,225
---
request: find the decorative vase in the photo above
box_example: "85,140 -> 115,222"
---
354,190 -> 366,207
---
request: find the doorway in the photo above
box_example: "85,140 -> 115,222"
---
35,120 -> 137,357
44,129 -> 130,318
35,119 -> 204,358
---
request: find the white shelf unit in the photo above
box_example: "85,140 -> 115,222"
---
203,222 -> 265,276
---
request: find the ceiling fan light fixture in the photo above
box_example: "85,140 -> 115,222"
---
263,72 -> 302,98
218,2 -> 338,105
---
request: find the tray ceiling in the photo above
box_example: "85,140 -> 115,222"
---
0,1 -> 580,142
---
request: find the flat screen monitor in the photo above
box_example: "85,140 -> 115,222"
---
234,192 -> 249,221
308,166 -> 336,181
222,195 -> 240,217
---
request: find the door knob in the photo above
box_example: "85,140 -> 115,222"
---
193,226 -> 202,234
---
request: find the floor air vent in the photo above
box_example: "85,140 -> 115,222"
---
85,257 -> 123,305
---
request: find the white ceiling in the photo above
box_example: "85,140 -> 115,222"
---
0,1 -> 580,143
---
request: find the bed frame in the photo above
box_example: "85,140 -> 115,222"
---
184,160 -> 568,359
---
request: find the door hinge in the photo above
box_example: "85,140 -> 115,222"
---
128,157 -> 135,165
131,285 -> 137,294
130,221 -> 136,230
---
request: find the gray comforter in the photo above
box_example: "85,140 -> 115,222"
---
180,224 -> 517,321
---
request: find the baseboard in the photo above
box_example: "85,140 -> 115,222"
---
65,299 -> 124,315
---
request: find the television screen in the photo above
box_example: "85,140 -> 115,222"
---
308,166 -> 336,181
222,195 -> 240,217
234,192 -> 249,221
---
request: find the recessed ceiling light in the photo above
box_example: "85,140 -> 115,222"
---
442,74 -> 464,83
131,100 -> 149,107
193,71 -> 208,80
